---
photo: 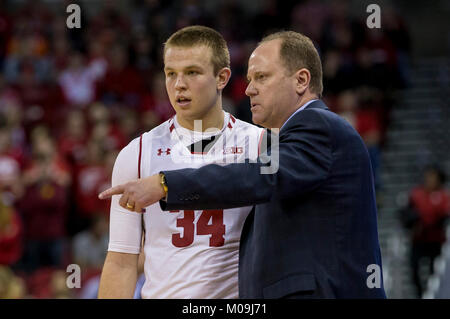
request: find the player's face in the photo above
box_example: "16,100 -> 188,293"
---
245,39 -> 299,129
164,45 -> 223,125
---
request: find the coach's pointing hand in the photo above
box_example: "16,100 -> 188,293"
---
98,174 -> 165,212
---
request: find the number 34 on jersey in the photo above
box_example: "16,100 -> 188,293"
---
169,209 -> 225,247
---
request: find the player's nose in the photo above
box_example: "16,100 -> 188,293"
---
174,75 -> 187,90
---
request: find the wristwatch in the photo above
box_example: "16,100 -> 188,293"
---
159,172 -> 168,197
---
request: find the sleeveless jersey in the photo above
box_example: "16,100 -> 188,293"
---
108,112 -> 264,298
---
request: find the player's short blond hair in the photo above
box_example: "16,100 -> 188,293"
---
261,31 -> 323,97
164,25 -> 230,76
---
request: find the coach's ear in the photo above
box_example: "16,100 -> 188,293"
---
216,67 -> 231,90
294,68 -> 311,96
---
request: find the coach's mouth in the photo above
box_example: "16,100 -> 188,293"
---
250,103 -> 260,111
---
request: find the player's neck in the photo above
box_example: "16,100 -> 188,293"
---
177,106 -> 225,132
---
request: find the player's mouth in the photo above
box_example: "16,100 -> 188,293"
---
176,96 -> 192,107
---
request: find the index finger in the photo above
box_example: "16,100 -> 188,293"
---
98,185 -> 126,199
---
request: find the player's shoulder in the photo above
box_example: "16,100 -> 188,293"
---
116,118 -> 173,157
228,113 -> 259,130
144,117 -> 173,138
230,114 -> 263,136
134,117 -> 174,147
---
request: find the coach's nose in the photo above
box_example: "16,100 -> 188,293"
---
245,82 -> 257,97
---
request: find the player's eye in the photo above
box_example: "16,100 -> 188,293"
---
166,71 -> 175,77
187,70 -> 198,76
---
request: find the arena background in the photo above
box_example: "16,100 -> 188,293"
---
0,0 -> 449,299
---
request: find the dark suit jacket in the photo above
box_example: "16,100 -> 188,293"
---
161,100 -> 386,298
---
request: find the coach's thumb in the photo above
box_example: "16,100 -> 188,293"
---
98,185 -> 125,199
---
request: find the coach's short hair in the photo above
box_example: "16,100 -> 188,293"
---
164,25 -> 230,75
261,31 -> 323,97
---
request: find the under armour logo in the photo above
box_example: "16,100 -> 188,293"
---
157,148 -> 171,156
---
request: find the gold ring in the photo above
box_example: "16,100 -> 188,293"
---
126,203 -> 134,209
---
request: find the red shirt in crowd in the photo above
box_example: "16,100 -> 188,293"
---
19,181 -> 68,240
58,134 -> 88,167
0,209 -> 23,265
74,164 -> 111,218
19,157 -> 71,241
410,187 -> 450,243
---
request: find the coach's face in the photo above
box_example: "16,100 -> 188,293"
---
245,39 -> 300,129
164,45 -> 229,125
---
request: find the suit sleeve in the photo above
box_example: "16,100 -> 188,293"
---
160,109 -> 333,211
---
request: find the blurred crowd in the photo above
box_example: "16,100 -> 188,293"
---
0,0 -> 411,298
400,166 -> 450,297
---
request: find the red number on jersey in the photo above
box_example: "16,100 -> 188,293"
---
169,210 -> 225,247
170,210 -> 195,247
197,210 -> 225,247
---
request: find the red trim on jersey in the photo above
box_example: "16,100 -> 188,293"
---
138,134 -> 146,214
230,114 -> 236,123
169,123 -> 175,133
227,122 -> 233,130
257,129 -> 265,156
138,134 -> 143,178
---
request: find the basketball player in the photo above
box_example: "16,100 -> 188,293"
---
97,26 -> 263,298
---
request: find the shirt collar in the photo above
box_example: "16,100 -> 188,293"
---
170,111 -> 230,146
280,99 -> 319,131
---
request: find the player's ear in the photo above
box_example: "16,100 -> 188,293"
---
295,68 -> 310,95
216,67 -> 231,90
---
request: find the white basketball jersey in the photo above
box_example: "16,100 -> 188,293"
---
138,112 -> 263,299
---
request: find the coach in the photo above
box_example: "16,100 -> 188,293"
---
100,31 -> 386,299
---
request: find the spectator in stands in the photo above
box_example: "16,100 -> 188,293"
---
18,126 -> 70,273
74,139 -> 111,220
49,269 -> 75,298
118,108 -> 141,142
0,196 -> 23,266
58,51 -> 106,107
0,265 -> 27,298
58,109 -> 88,169
87,102 -> 127,151
402,166 -> 450,297
100,45 -> 144,107
2,98 -> 26,152
0,127 -> 23,197
72,215 -> 109,271
139,71 -> 174,123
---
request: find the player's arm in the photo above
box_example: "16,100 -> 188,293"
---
98,251 -> 139,298
98,139 -> 143,298
99,236 -> 145,299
